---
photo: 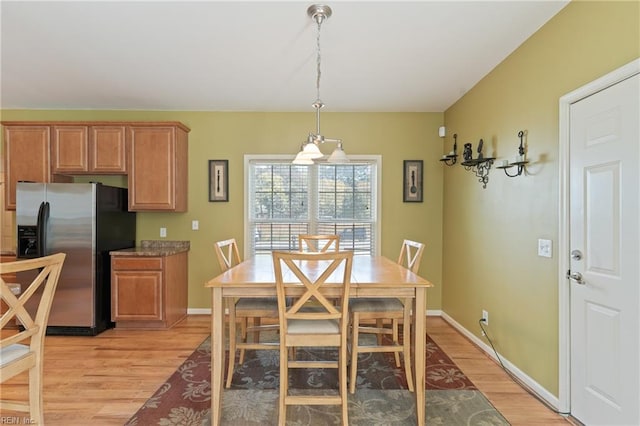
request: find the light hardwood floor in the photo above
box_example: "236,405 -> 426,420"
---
1,315 -> 570,425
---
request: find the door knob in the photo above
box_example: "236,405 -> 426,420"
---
568,271 -> 585,285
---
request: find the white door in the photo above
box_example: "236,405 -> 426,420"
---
569,73 -> 639,425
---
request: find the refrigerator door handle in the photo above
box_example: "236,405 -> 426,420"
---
37,201 -> 50,257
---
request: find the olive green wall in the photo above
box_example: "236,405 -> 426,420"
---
442,0 -> 639,396
0,110 -> 444,311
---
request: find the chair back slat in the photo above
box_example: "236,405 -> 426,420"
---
214,238 -> 242,271
298,234 -> 340,253
397,239 -> 425,274
1,253 -> 66,341
272,251 -> 353,332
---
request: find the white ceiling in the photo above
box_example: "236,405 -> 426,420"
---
0,0 -> 569,112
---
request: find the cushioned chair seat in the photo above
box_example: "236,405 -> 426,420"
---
236,297 -> 279,311
0,344 -> 30,367
350,298 -> 403,312
287,319 -> 340,334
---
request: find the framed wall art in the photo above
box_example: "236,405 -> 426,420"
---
403,160 -> 423,202
209,160 -> 229,202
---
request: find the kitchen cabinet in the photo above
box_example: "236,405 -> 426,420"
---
51,125 -> 127,174
111,251 -> 188,329
3,125 -> 51,210
2,121 -> 189,212
128,124 -> 189,212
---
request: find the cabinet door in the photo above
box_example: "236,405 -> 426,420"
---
90,126 -> 127,174
51,125 -> 89,173
128,126 -> 187,211
3,126 -> 51,209
111,270 -> 163,321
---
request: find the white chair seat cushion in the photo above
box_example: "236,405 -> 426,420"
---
287,318 -> 340,334
235,297 -> 278,310
349,297 -> 403,312
0,343 -> 30,367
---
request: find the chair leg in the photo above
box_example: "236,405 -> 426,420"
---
239,317 -> 247,365
340,338 -> 349,425
392,319 -> 401,367
29,363 -> 43,425
349,312 -> 360,394
375,319 -> 384,345
252,317 -> 262,343
278,343 -> 288,426
403,304 -> 414,392
226,303 -> 237,388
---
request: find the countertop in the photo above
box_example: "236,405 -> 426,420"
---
110,240 -> 190,257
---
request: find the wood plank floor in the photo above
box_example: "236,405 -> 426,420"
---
1,315 -> 570,425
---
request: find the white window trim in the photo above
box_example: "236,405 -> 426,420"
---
243,154 -> 382,259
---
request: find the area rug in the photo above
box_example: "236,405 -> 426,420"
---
125,334 -> 510,425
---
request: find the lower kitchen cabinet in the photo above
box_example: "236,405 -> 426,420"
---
111,252 -> 187,329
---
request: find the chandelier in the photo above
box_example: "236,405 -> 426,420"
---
293,4 -> 348,164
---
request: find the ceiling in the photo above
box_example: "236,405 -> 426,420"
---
1,1 -> 569,113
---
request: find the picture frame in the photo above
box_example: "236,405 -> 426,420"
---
403,160 -> 423,202
209,160 -> 229,202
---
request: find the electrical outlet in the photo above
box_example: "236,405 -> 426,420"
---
160,227 -> 167,238
482,309 -> 489,325
192,220 -> 199,230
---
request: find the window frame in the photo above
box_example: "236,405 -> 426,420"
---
244,154 -> 382,258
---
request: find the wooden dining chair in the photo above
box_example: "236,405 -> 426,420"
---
214,238 -> 279,388
348,239 -> 425,393
0,253 -> 66,425
298,234 -> 340,253
272,250 -> 353,426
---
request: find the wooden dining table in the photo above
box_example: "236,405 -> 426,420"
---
205,254 -> 433,425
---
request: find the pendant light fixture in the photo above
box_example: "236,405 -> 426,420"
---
293,4 -> 348,164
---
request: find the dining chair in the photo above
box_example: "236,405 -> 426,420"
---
214,238 -> 279,388
298,234 -> 340,253
0,253 -> 66,424
272,250 -> 353,426
348,239 -> 425,393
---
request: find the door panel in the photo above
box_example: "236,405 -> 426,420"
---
569,73 -> 639,425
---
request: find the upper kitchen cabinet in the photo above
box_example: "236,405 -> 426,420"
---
3,125 -> 51,209
128,123 -> 189,212
51,125 -> 127,174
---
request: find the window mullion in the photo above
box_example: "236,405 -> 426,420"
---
310,164 -> 318,234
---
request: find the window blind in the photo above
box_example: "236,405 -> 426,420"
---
248,159 -> 377,255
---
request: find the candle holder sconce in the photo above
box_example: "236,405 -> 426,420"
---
496,130 -> 529,177
439,133 -> 458,166
460,138 -> 495,189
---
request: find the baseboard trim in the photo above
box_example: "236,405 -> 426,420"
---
440,311 -> 560,410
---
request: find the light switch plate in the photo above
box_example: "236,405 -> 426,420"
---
160,227 -> 167,238
538,239 -> 552,258
192,220 -> 199,230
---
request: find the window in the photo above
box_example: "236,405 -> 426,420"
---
245,155 -> 380,256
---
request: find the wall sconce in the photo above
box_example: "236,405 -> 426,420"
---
460,138 -> 495,189
496,130 -> 529,177
439,133 -> 458,166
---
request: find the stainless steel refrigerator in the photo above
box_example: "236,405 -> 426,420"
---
16,182 -> 136,335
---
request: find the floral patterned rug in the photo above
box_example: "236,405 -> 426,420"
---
125,333 -> 510,425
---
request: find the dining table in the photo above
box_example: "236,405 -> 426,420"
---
205,253 -> 433,425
